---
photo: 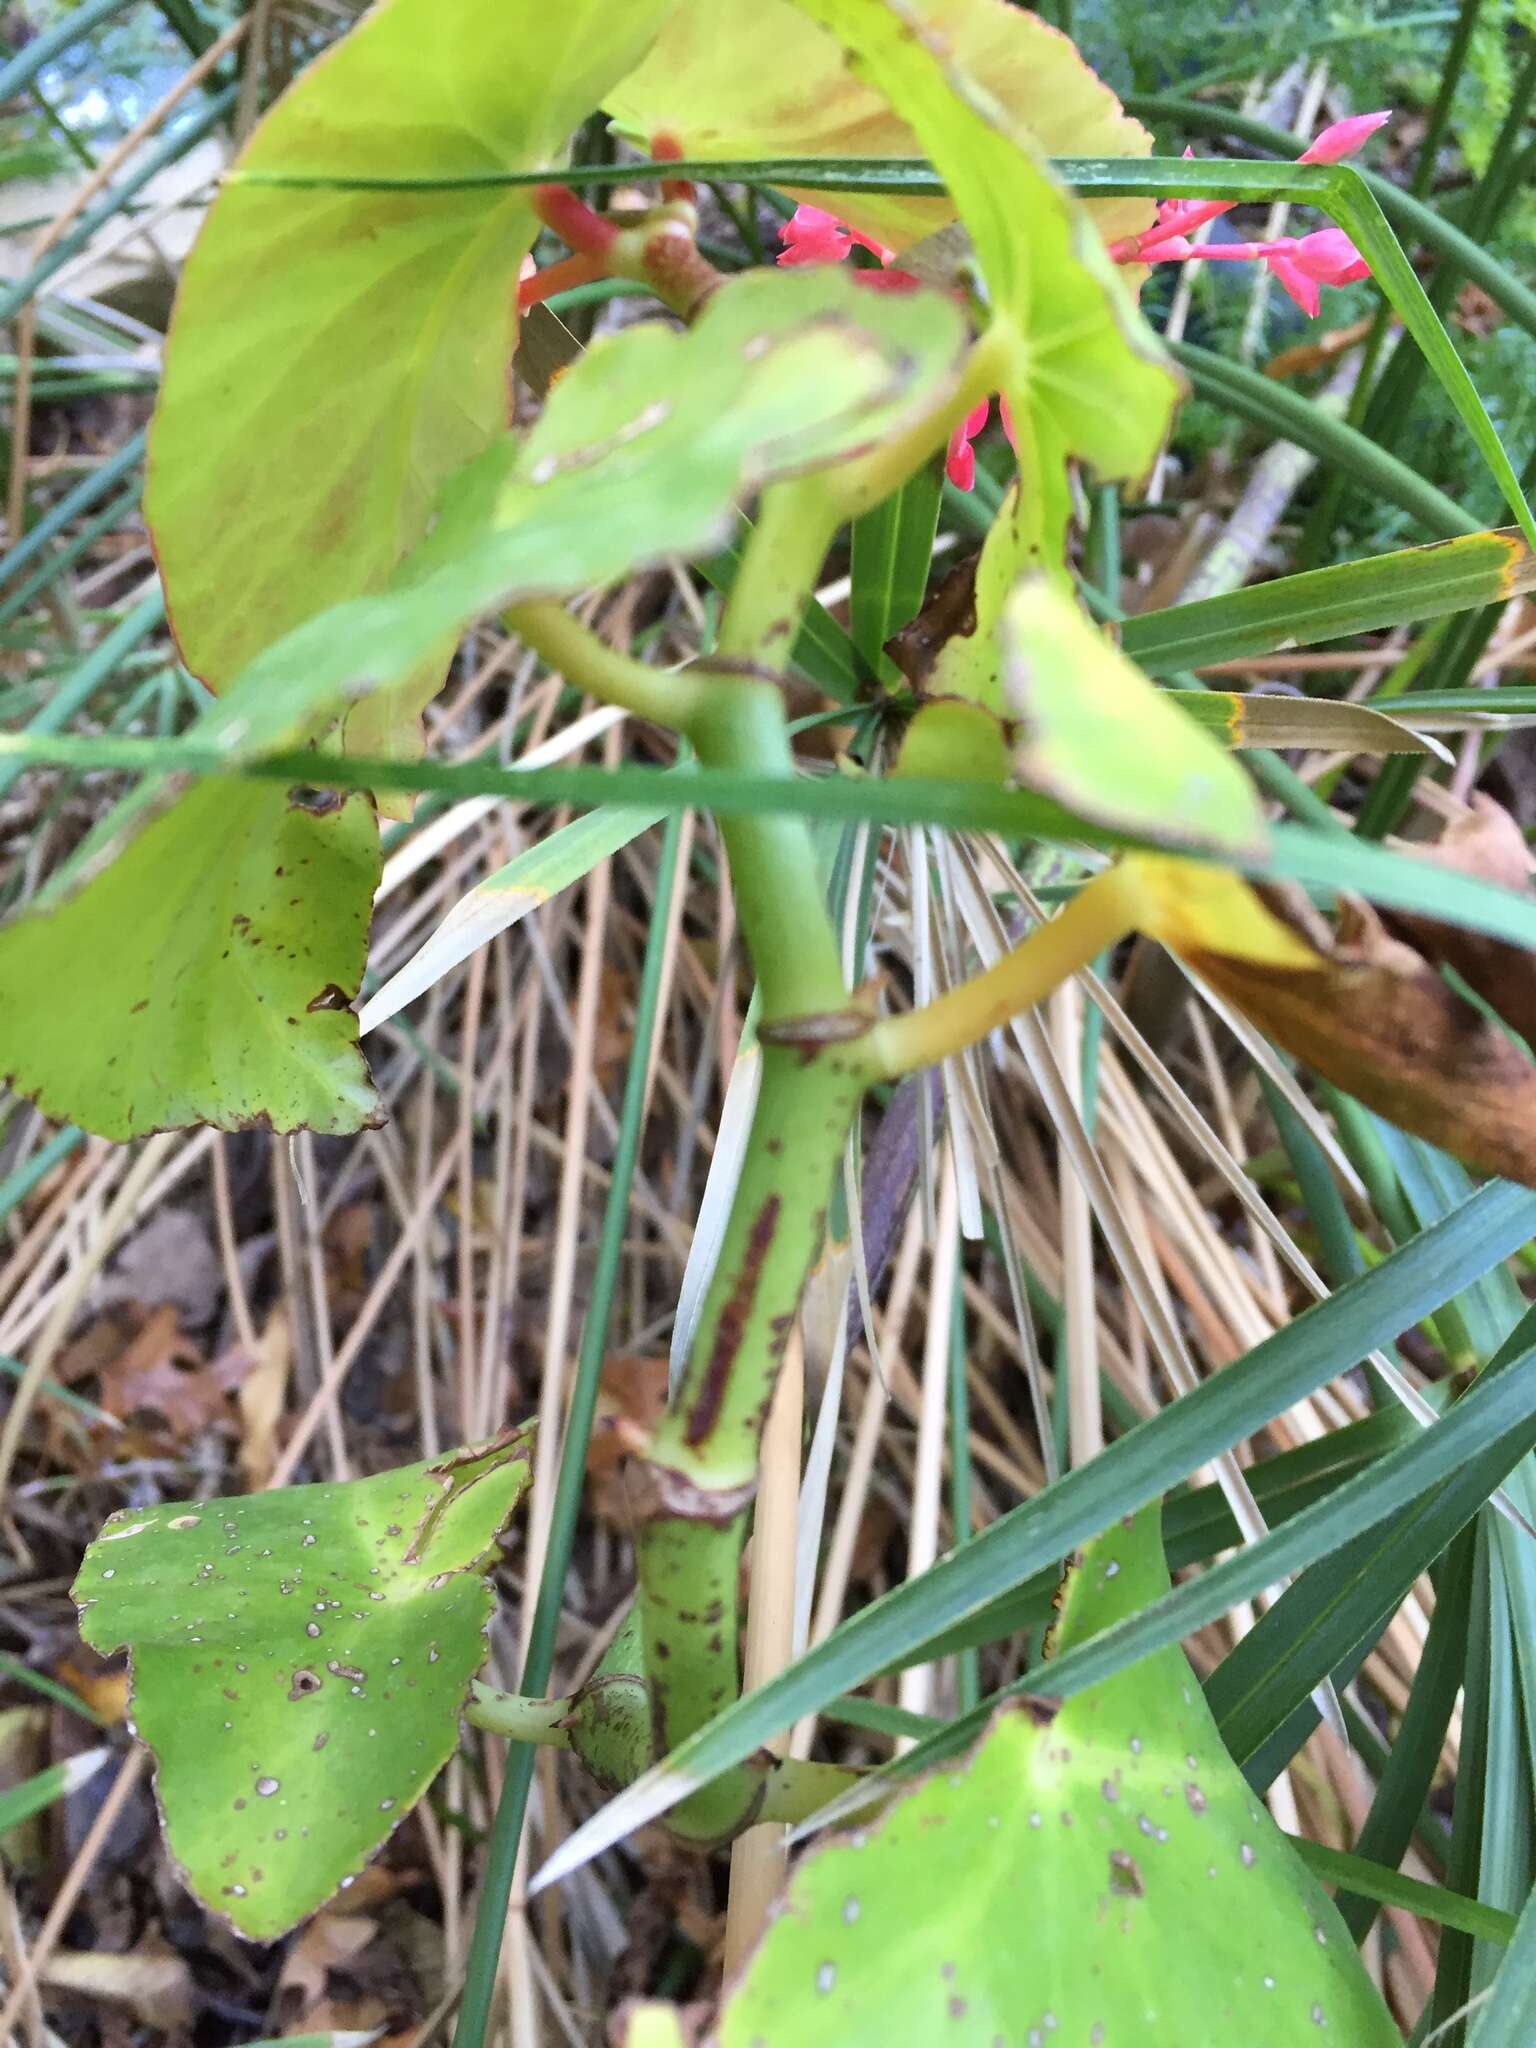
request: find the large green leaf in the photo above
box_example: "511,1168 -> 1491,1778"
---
606,0 -> 1154,253
146,0 -> 672,770
0,779 -> 379,1140
193,263 -> 968,744
711,1510 -> 1396,2045
7,264 -> 965,1143
74,1431 -> 534,1940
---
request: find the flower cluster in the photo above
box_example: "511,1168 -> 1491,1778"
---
776,111 -> 1389,486
1108,112 -> 1387,318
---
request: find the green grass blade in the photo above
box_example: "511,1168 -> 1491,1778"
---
359,802 -> 667,1034
0,1650 -> 110,1726
1041,1309 -> 1536,1752
1336,1525 -> 1475,1943
896,1403 -> 1420,1672
0,482 -> 147,633
1293,1839 -> 1517,1946
802,1311 -> 1536,1839
0,89 -> 237,325
0,1746 -> 111,1835
1263,819 -> 1536,951
0,589 -> 165,804
1367,686 -> 1536,721
11,741 -> 1536,955
1123,531 -> 1536,677
1461,1531 -> 1532,2034
1432,1521 -> 1503,2044
0,1125 -> 84,1227
0,428 -> 146,591
1169,339 -> 1478,540
1470,1877 -> 1536,2044
1203,1306 -> 1536,1771
450,810 -> 682,2048
849,458 -> 943,675
0,0 -> 136,100
1322,168 -> 1536,547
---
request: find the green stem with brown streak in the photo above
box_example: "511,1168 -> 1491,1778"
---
631,485 -> 880,1835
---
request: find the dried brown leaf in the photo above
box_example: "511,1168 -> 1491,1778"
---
39,1937 -> 194,2031
1386,794 -> 1536,1042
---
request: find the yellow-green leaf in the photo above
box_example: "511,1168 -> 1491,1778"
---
891,699 -> 1011,784
786,0 -> 1180,701
1002,580 -> 1266,855
0,780 -> 379,1141
606,0 -> 1153,254
222,263 -> 968,742
147,0 -> 672,796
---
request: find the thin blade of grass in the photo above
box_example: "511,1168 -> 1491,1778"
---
1292,1839 -> 1517,1946
359,803 -> 665,1034
1169,339 -> 1478,541
1335,1523 -> 1475,1943
799,1304 -> 1536,1839
450,811 -> 682,2048
0,1748 -> 111,1835
1469,1875 -> 1536,2044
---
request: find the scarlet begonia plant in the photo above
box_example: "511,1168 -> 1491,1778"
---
13,0 -> 1536,2038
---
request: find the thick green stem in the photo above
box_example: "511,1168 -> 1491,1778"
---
626,476 -> 874,1837
501,356 -> 1011,1840
714,475 -> 842,671
686,677 -> 846,1021
634,1041 -> 867,1838
505,599 -> 705,728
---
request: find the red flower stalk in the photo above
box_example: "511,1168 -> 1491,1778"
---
532,182 -> 617,261
650,131 -> 695,209
945,400 -> 991,490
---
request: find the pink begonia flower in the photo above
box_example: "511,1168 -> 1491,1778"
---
1258,228 -> 1373,316
945,401 -> 991,490
1298,110 -> 1391,164
778,203 -> 893,268
1123,148 -> 1234,255
1111,109 -> 1389,299
778,208 -> 981,478
774,112 -> 1389,489
1139,226 -> 1370,318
